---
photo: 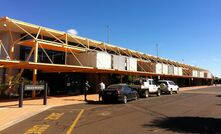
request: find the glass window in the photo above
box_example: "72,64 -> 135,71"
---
149,81 -> 152,85
169,82 -> 175,85
107,85 -> 123,90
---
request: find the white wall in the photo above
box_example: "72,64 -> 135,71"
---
67,51 -> 111,69
162,64 -> 168,74
200,71 -> 204,78
96,52 -> 111,69
178,67 -> 183,76
126,57 -> 137,71
207,72 -> 212,78
112,55 -> 125,70
168,65 -> 174,75
156,63 -> 163,74
197,71 -> 200,77
192,70 -> 198,77
174,66 -> 179,75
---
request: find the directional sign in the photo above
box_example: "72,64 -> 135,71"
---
24,85 -> 45,91
19,83 -> 48,107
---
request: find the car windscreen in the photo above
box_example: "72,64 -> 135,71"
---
107,85 -> 123,90
169,82 -> 175,85
133,80 -> 142,85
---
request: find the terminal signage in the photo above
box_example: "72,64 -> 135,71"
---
19,83 -> 48,108
24,85 -> 45,91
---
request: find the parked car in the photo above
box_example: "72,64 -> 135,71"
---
102,84 -> 138,104
130,78 -> 161,98
158,80 -> 179,94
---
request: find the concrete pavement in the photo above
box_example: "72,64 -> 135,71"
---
0,94 -> 99,131
0,85 -> 220,132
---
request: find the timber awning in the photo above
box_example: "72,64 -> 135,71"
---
0,60 -> 211,79
0,16 -> 208,72
18,39 -> 86,53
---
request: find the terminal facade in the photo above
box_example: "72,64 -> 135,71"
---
0,17 -> 213,96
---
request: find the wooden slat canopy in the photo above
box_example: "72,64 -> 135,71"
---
0,16 -> 208,71
18,39 -> 86,53
0,60 -> 211,79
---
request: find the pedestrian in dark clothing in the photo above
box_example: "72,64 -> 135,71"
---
84,81 -> 90,101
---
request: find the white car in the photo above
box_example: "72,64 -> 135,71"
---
158,80 -> 179,94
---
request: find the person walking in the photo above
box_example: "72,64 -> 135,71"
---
84,80 -> 90,101
99,82 -> 105,101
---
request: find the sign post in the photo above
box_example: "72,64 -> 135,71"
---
19,82 -> 24,108
18,83 -> 48,108
43,83 -> 48,105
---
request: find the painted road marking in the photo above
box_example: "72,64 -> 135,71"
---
44,112 -> 64,120
24,112 -> 64,133
48,108 -> 83,111
66,109 -> 85,134
24,124 -> 49,134
49,105 -> 111,111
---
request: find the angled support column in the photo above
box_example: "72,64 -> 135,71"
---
32,42 -> 38,98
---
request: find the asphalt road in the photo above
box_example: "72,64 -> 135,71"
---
1,86 -> 221,134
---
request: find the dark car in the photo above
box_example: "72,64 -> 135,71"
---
102,84 -> 138,104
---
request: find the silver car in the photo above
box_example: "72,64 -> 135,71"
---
158,80 -> 179,94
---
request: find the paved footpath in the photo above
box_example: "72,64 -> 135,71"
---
0,94 -> 99,131
0,85 -> 220,132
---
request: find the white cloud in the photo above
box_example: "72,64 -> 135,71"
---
212,58 -> 221,62
67,29 -> 78,35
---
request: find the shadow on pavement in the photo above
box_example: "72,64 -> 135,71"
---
86,100 -> 106,105
0,104 -> 18,108
144,116 -> 221,133
85,100 -> 122,105
63,99 -> 78,101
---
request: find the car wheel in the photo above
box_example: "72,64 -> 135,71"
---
123,96 -> 127,104
169,89 -> 173,95
175,88 -> 179,94
157,89 -> 161,96
143,90 -> 149,98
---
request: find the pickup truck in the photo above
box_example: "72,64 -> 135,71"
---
130,78 -> 161,98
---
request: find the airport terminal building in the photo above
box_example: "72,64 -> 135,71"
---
0,17 -> 213,96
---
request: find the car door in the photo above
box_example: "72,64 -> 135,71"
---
171,82 -> 177,91
148,80 -> 154,92
150,80 -> 158,92
124,85 -> 132,100
169,82 -> 175,91
122,85 -> 129,98
152,80 -> 158,92
128,86 -> 136,99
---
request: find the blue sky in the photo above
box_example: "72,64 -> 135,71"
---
2,0 -> 221,77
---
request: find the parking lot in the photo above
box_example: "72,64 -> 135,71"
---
1,86 -> 221,134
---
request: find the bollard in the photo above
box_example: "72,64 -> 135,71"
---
19,82 -> 24,108
43,83 -> 48,105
